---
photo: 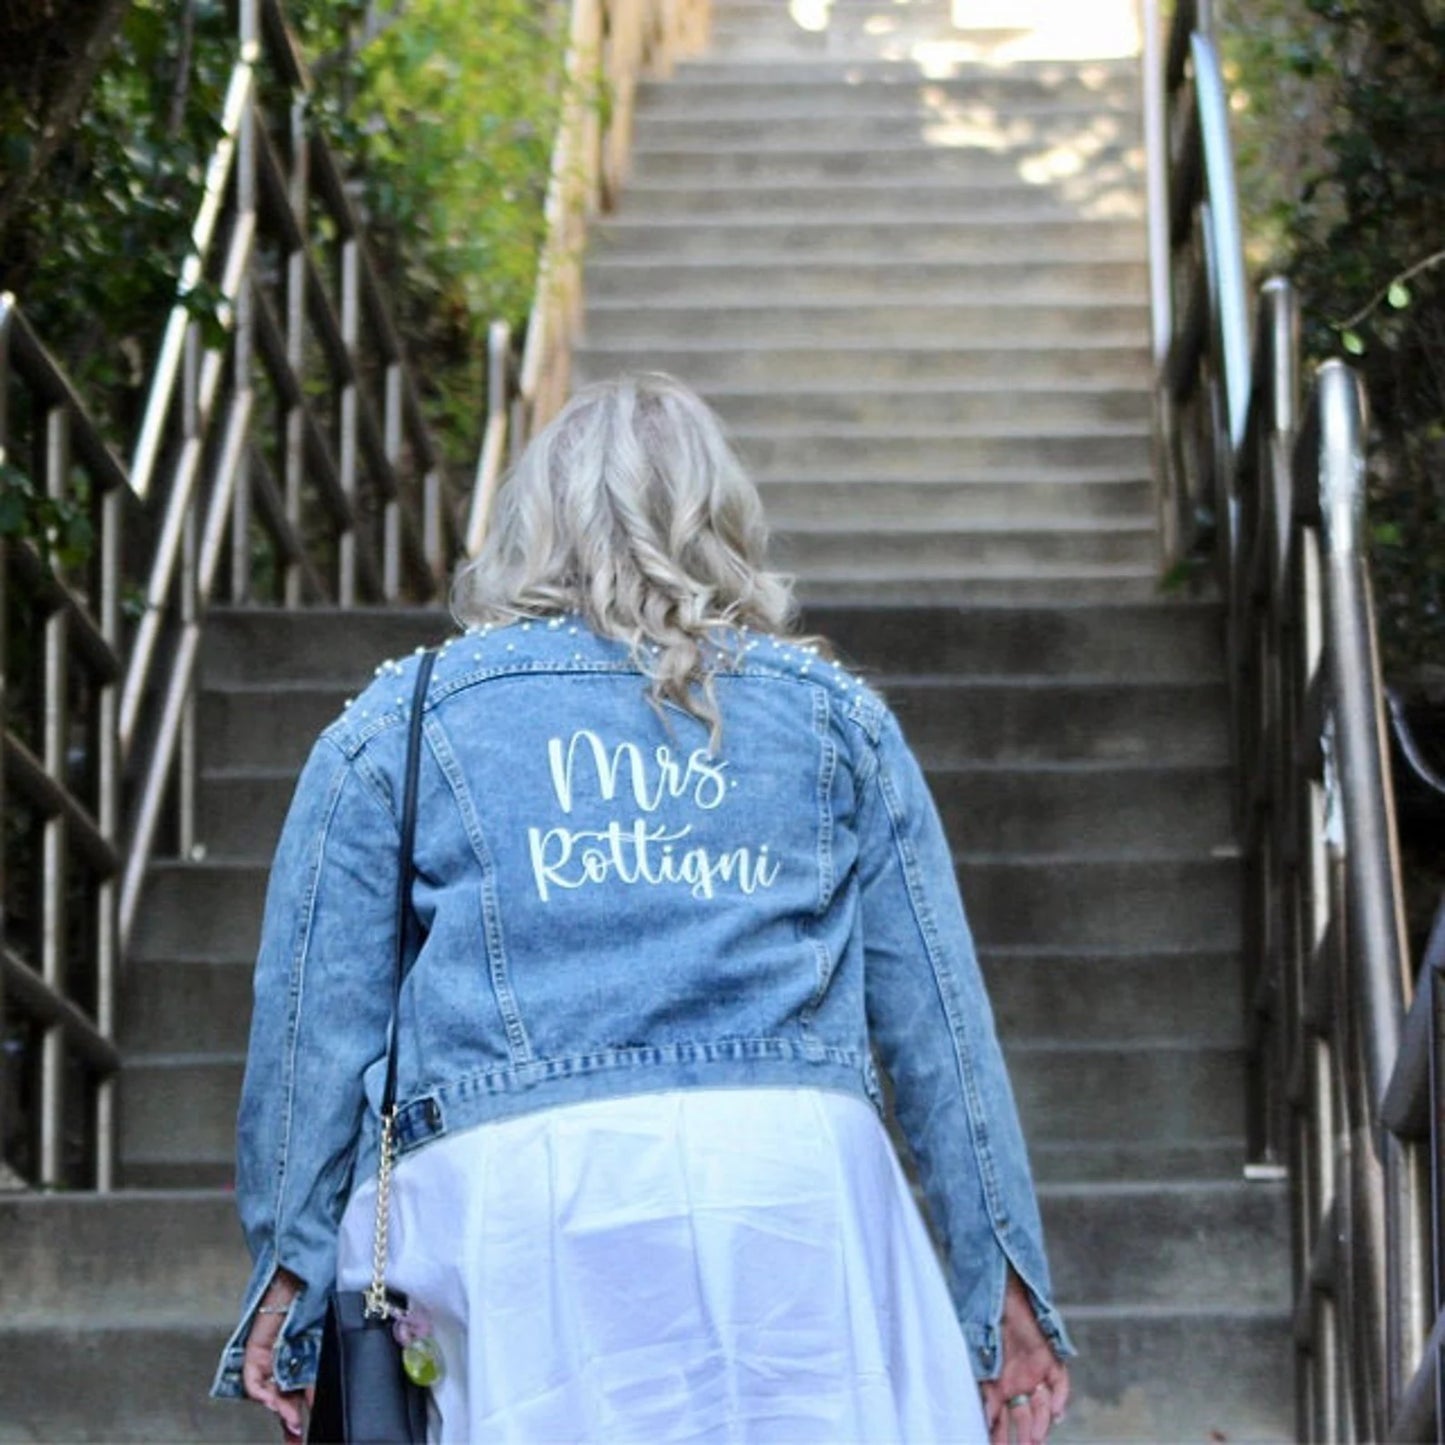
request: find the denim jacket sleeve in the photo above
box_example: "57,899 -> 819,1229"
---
855,706 -> 1076,1382
211,729 -> 401,1400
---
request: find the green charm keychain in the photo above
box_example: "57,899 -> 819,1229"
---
393,1304 -> 445,1388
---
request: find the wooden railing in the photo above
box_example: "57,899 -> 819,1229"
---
0,296 -> 130,1190
1,0 -> 457,1190
116,0 -> 458,946
466,0 -> 711,553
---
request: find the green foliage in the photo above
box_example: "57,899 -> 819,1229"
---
357,0 -> 563,328
0,0 -> 237,437
1218,0 -> 1445,682
0,0 -> 567,479
0,463 -> 94,571
344,0 -> 568,463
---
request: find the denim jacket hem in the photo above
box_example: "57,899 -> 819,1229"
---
391,1041 -> 876,1155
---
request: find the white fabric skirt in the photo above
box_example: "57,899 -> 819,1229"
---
336,1087 -> 988,1444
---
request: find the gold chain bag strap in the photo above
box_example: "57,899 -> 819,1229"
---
309,648 -> 437,1445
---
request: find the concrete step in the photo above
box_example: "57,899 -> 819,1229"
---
805,601 -> 1224,678
120,939 -> 1244,1059
195,772 -> 290,858
590,215 -> 1144,263
979,946 -> 1243,1046
1006,1041 -> 1246,1146
124,843 -> 1242,971
960,854 -> 1242,951
630,108 -> 1141,150
1057,1307 -> 1293,1441
128,863 -> 269,961
0,1182 -> 1285,1367
118,1035 -> 1248,1189
734,395 -> 1150,439
930,762 -> 1234,855
585,259 -> 1151,307
582,299 -> 1149,347
759,477 -> 1154,529
191,754 -> 1234,862
0,1324 -> 272,1443
199,684 -> 347,770
194,601 -> 1231,687
615,180 -> 1145,223
123,957 -> 253,1054
771,523 -> 1158,574
888,678 -> 1229,765
0,1176 -> 1278,1327
120,1053 -> 244,1182
676,49 -> 1138,74
627,142 -> 1144,186
1029,1139 -> 1250,1185
794,572 -> 1166,604
195,598 -> 1219,687
656,67 -> 1138,110
127,846 -> 1240,968
0,1313 -> 1292,1444
202,607 -> 448,685
702,34 -> 1140,65
0,1195 -> 1289,1444
0,1192 -> 247,1327
734,427 -> 1152,476
207,652 -> 1255,788
635,382 -> 1154,428
1040,1180 -> 1288,1309
575,343 -> 1149,392
197,603 -> 1226,691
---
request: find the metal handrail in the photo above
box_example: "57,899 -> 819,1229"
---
466,0 -> 711,550
1144,2 -> 1431,1437
0,293 -> 132,1189
116,0 -> 457,945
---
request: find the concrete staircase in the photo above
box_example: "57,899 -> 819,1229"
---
591,1 -> 1294,1436
0,2 -> 1293,1440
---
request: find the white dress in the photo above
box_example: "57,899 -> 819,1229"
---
335,1086 -> 990,1444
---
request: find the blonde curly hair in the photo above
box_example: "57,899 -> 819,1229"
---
451,372 -> 815,743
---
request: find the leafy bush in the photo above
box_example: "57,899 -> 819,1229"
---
1218,0 -> 1445,683
1218,0 -> 1445,939
0,0 -> 565,474
346,0 -> 567,460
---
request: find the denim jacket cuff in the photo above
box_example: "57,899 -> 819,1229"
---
210,1265 -> 325,1401
961,1300 -> 1078,1383
211,1321 -> 322,1401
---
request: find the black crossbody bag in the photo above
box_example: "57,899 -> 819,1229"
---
309,649 -> 437,1445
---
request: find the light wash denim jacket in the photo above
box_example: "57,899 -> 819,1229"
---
213,615 -> 1076,1400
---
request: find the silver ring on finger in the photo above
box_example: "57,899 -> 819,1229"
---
1006,1392 -> 1033,1409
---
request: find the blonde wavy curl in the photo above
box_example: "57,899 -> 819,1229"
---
451,372 -> 825,746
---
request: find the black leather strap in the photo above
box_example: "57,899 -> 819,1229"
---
381,649 -> 436,1118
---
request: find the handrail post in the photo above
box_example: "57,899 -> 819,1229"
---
0,303 -> 11,1186
1190,34 -> 1250,454
1141,0 -> 1170,368
1312,362 -> 1425,1431
1315,363 -> 1409,1110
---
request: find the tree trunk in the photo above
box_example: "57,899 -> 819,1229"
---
0,0 -> 135,245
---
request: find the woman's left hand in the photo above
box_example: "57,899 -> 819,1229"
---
979,1268 -> 1071,1445
240,1269 -> 314,1442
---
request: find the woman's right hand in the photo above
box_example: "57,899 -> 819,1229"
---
979,1268 -> 1071,1445
240,1268 -> 313,1442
